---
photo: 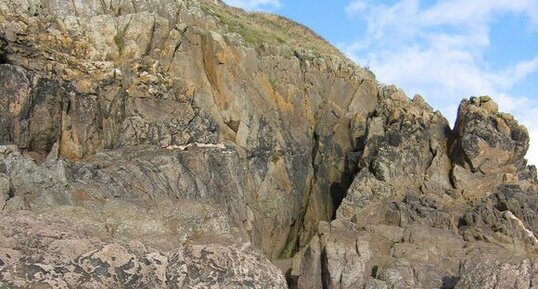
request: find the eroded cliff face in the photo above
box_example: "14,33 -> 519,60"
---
292,94 -> 538,289
0,0 -> 537,288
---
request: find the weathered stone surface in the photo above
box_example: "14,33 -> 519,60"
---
377,225 -> 464,289
1,0 -> 538,287
337,90 -> 453,221
455,256 -> 538,289
450,96 -> 531,199
291,234 -> 323,289
0,0 -> 377,285
290,94 -> 537,289
0,174 -> 8,210
0,0 -> 378,262
460,184 -> 538,252
291,220 -> 372,289
0,212 -> 287,288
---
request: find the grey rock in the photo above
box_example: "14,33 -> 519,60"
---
0,212 -> 287,288
455,257 -> 537,289
291,235 -> 323,289
0,174 -> 9,210
364,279 -> 388,289
460,184 -> 538,251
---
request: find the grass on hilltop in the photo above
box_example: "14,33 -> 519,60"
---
199,1 -> 344,57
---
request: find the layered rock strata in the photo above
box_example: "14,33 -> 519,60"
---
0,0 -> 537,288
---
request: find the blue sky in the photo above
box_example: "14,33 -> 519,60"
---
223,0 -> 538,165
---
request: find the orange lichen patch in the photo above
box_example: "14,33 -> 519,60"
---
215,45 -> 241,65
185,83 -> 195,98
256,73 -> 293,112
60,126 -> 82,161
215,50 -> 228,64
301,96 -> 315,130
8,101 -> 22,115
201,36 -> 233,111
74,78 -> 95,94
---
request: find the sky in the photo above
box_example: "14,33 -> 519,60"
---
223,0 -> 538,165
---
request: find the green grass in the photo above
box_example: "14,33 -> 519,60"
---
199,1 -> 342,56
114,21 -> 130,55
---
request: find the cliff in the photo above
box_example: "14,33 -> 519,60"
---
0,0 -> 537,288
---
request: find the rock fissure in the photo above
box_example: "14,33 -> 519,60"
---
144,15 -> 158,57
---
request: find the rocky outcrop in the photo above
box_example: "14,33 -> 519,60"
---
0,0 -> 537,288
289,94 -> 538,288
337,88 -> 454,220
455,256 -> 538,289
450,96 -> 532,200
0,0 -> 378,261
0,211 -> 287,288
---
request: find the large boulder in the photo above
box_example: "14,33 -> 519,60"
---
450,96 -> 531,200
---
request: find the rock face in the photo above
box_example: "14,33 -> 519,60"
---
0,0 -> 537,288
0,211 -> 287,288
290,95 -> 538,289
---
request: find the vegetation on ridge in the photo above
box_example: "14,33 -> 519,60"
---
199,0 -> 343,57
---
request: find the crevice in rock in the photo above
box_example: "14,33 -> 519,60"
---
321,247 -> 330,289
371,265 -> 379,278
441,276 -> 459,289
286,269 -> 297,289
224,119 -> 240,134
0,35 -> 9,64
311,132 -> 320,173
7,183 -> 14,200
329,182 -> 346,220
329,158 -> 356,220
143,15 -> 157,57
167,38 -> 183,72
0,53 -> 8,64
2,180 -> 15,211
280,129 -> 324,259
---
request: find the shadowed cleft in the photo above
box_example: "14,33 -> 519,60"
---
441,276 -> 459,289
0,36 -> 8,64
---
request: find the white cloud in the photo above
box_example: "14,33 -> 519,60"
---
222,0 -> 281,11
342,0 -> 538,165
520,107 -> 538,168
346,0 -> 367,15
